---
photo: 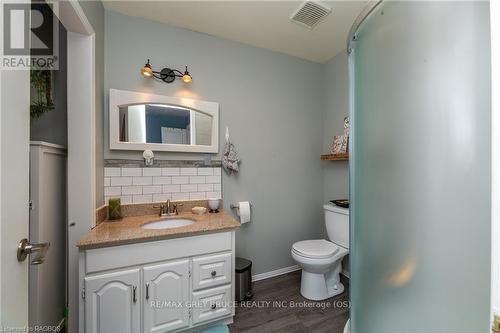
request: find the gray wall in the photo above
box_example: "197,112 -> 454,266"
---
30,23 -> 67,146
322,51 -> 349,203
104,10 -> 326,274
79,0 -> 105,207
322,51 -> 350,274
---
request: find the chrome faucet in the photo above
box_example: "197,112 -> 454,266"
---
154,200 -> 183,216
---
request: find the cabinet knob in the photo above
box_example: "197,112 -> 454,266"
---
211,270 -> 216,277
211,304 -> 216,310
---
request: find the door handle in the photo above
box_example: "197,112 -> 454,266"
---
17,238 -> 50,265
146,282 -> 149,300
133,286 -> 137,303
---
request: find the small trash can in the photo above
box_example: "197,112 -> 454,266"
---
235,257 -> 253,301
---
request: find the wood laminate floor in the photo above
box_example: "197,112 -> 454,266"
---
229,271 -> 350,333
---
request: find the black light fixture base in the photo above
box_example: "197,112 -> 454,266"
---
159,68 -> 176,83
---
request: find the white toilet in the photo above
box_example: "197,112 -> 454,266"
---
291,204 -> 349,300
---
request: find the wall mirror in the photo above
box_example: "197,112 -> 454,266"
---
109,89 -> 219,153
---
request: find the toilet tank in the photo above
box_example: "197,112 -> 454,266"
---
324,204 -> 349,249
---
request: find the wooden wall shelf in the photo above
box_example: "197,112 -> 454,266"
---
321,153 -> 349,161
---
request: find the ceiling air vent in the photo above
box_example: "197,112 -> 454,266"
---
290,1 -> 332,29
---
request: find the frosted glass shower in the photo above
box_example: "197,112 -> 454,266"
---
349,1 -> 491,332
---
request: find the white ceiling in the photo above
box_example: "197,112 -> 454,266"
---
102,1 -> 368,63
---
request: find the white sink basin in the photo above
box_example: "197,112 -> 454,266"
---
142,218 -> 195,230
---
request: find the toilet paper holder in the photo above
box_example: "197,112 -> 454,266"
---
230,202 -> 252,213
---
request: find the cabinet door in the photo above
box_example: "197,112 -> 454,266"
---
143,259 -> 190,333
84,268 -> 140,333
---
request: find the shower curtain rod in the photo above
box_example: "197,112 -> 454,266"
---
347,0 -> 383,54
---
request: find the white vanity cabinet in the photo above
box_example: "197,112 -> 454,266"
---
79,231 -> 236,333
84,268 -> 141,333
143,259 -> 190,333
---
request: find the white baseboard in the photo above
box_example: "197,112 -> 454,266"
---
251,265 -> 351,282
252,265 -> 301,282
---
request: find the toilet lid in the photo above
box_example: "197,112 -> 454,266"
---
292,240 -> 339,259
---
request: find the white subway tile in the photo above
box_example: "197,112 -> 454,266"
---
133,194 -> 153,203
133,176 -> 152,186
110,177 -> 132,186
180,167 -> 197,176
121,168 -> 142,177
190,192 -> 206,200
143,168 -> 162,176
163,184 -> 181,193
143,185 -> 162,194
120,196 -> 133,204
122,186 -> 142,195
153,193 -> 172,202
172,176 -> 189,185
197,184 -> 214,192
172,193 -> 190,201
206,192 -> 222,199
213,183 -> 222,192
153,176 -> 171,185
197,168 -> 213,176
104,186 -> 121,196
104,167 -> 121,177
104,177 -> 110,186
206,175 -> 222,184
181,184 -> 197,193
213,168 -> 222,176
162,168 -> 180,176
189,176 -> 206,184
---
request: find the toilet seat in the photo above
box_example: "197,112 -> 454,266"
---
292,240 -> 339,259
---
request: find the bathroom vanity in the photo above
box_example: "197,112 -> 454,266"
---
77,209 -> 239,333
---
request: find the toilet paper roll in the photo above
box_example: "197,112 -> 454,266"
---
238,201 -> 251,224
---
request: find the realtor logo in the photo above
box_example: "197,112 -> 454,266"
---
1,1 -> 59,69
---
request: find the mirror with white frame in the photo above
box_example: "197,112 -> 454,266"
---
109,89 -> 219,153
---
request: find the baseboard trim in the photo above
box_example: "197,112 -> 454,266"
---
252,265 -> 301,282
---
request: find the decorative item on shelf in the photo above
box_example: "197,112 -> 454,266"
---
208,198 -> 220,213
140,59 -> 192,84
331,135 -> 345,154
108,198 -> 122,220
342,116 -> 350,152
143,150 -> 154,166
30,70 -> 54,118
329,115 -> 350,154
222,127 -> 241,174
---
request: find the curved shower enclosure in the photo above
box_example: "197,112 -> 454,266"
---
348,1 -> 491,332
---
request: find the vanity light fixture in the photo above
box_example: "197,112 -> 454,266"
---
140,59 -> 193,84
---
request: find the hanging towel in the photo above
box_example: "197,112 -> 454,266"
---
222,141 -> 240,174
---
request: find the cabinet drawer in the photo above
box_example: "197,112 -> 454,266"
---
191,285 -> 232,325
192,252 -> 232,291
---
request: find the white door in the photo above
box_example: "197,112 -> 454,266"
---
0,61 -> 30,325
84,268 -> 140,333
143,259 -> 190,333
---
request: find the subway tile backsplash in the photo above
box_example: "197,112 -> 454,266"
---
104,167 -> 222,205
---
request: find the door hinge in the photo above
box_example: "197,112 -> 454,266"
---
29,201 -> 33,210
188,268 -> 191,278
81,287 -> 86,300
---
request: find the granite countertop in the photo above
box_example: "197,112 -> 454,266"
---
77,210 -> 240,249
